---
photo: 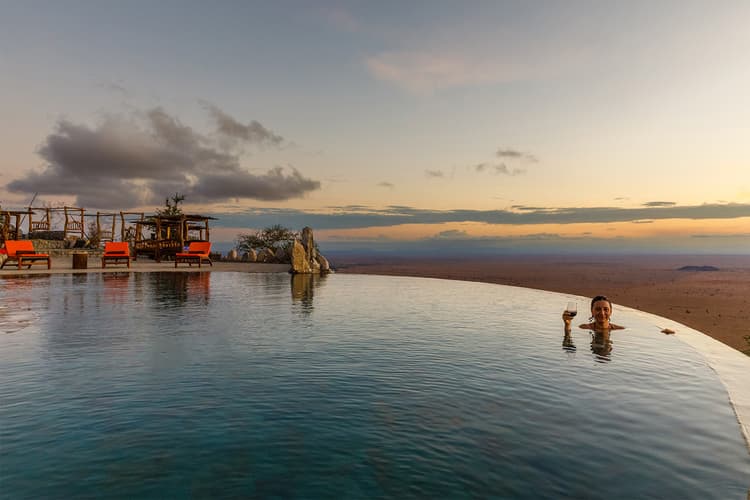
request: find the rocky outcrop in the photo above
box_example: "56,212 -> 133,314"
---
315,253 -> 330,273
291,240 -> 311,273
257,248 -> 275,263
242,249 -> 257,262
290,227 -> 331,274
275,247 -> 288,263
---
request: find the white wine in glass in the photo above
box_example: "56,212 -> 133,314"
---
566,302 -> 577,317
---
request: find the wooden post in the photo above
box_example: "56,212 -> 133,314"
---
155,217 -> 162,262
64,207 -> 69,239
180,215 -> 186,248
1,211 -> 8,242
14,213 -> 22,239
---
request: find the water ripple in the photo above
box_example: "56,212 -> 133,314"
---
0,272 -> 747,499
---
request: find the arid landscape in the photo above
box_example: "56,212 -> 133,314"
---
334,254 -> 750,355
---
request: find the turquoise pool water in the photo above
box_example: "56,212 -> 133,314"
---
0,272 -> 748,499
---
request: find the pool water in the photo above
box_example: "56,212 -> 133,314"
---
1,272 -> 748,499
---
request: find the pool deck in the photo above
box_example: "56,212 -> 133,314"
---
2,259 -> 748,453
0,255 -> 292,275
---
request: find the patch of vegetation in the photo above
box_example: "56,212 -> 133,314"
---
236,225 -> 299,254
677,265 -> 719,271
155,193 -> 185,217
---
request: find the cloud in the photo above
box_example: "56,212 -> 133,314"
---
205,104 -> 284,147
5,107 -> 320,208
323,7 -> 360,32
432,229 -> 470,239
364,46 -> 580,94
475,163 -> 524,175
378,181 -> 395,188
643,201 -> 676,207
212,203 -> 750,231
425,169 -> 444,178
690,233 -> 750,238
496,148 -> 538,163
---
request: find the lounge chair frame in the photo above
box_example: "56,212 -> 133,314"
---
175,242 -> 212,268
101,242 -> 131,268
1,240 -> 51,270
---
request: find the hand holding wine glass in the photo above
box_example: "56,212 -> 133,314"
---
562,301 -> 577,327
566,302 -> 577,318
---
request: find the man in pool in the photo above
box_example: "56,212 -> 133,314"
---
562,295 -> 625,332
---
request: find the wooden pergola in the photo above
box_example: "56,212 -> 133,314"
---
133,214 -> 215,262
25,206 -> 86,239
1,209 -> 33,243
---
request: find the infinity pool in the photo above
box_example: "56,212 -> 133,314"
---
0,272 -> 748,498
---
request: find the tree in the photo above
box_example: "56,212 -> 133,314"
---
156,193 -> 185,217
236,224 -> 298,253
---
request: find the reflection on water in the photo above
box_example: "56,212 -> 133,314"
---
562,329 -> 614,363
562,330 -> 576,352
148,272 -> 211,308
290,273 -> 328,314
590,329 -> 613,362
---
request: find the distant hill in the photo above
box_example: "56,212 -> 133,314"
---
677,265 -> 719,271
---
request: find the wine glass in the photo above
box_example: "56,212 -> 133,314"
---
565,302 -> 577,318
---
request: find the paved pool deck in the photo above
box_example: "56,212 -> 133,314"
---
0,255 -> 292,275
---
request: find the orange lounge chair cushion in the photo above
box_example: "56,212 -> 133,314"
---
103,242 -> 131,256
4,241 -> 49,258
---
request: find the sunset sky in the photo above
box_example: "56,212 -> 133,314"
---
2,1 -> 749,253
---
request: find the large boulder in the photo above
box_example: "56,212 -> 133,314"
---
275,247 -> 289,263
291,240 -> 312,273
290,227 -> 331,274
242,249 -> 257,262
315,253 -> 330,272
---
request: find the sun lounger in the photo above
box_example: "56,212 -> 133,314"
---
101,242 -> 131,268
1,240 -> 51,270
174,241 -> 212,268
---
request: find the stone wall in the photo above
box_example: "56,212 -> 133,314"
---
30,240 -> 103,257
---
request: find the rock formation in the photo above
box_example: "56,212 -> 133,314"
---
242,249 -> 257,262
291,227 -> 331,274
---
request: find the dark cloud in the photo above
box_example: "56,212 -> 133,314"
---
432,229 -> 470,239
690,233 -> 750,238
378,181 -> 395,188
496,148 -> 538,163
643,201 -> 676,207
510,205 -> 555,211
475,162 -> 523,175
5,107 -> 319,209
631,220 -> 654,224
191,167 -> 320,202
205,104 -> 284,147
425,170 -> 444,178
493,163 -> 524,175
212,202 -> 750,231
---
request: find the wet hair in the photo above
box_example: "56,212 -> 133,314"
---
590,295 -> 612,311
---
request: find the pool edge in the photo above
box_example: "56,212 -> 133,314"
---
668,322 -> 750,453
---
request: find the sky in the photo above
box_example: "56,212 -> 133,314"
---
1,1 -> 749,254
